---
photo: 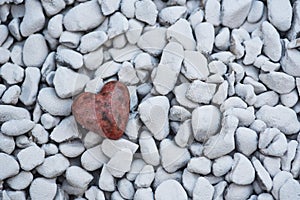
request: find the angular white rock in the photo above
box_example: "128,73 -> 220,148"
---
279,178 -> 300,200
155,180 -> 187,200
174,83 -> 199,109
138,96 -> 170,140
66,166 -> 93,188
235,127 -> 257,156
186,80 -> 216,104
182,50 -> 209,80
59,31 -> 82,48
101,138 -> 139,158
107,148 -> 133,178
0,153 -> 19,180
83,48 -> 103,71
281,48 -> 300,77
135,165 -> 155,188
29,178 -> 57,200
17,145 -> 45,171
259,128 -> 288,156
85,186 -> 105,200
135,0 -> 158,25
159,6 -> 187,25
195,22 -> 214,53
81,144 -> 109,171
36,153 -> 69,178
99,165 -> 115,192
107,12 -> 129,39
101,0 -> 121,15
126,19 -> 144,44
252,157 -> 273,191
243,37 -> 263,65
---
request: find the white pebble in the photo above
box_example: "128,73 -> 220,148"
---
254,91 -> 279,108
66,166 -> 93,188
281,48 -> 300,77
0,47 -> 10,64
107,12 -> 129,39
1,119 -> 34,136
193,177 -> 214,200
272,171 -> 293,199
29,178 -> 57,200
235,127 -> 257,156
259,128 -> 287,156
279,178 -> 300,200
135,0 -> 158,25
186,80 -> 216,104
82,131 -> 103,149
81,144 -> 108,171
224,183 -> 253,200
260,71 -> 295,94
7,171 -> 33,190
101,0 -> 121,15
47,14 -> 63,38
243,37 -> 263,65
120,0 -> 137,18
174,83 -> 199,109
59,140 -> 85,158
55,49 -> 83,69
118,178 -> 135,199
17,145 -> 45,171
85,186 -> 105,200
135,165 -> 155,188
0,62 -> 24,85
107,148 -> 133,178
99,165 -> 115,192
247,1 -> 264,23
1,85 -> 21,105
126,159 -> 146,182
126,19 -> 144,44
101,138 -> 138,158
252,157 -> 272,191
40,113 -> 60,130
42,144 -> 58,156
134,188 -> 154,200
94,61 -> 121,79
36,153 -> 69,178
280,89 -> 299,108
0,132 -> 15,154
159,6 -> 187,25
0,153 -> 19,180
139,130 -> 160,166
212,156 -> 233,177
195,22 -> 214,53
174,119 -> 193,148
182,50 -> 209,80
41,0 -> 65,16
267,0 -> 292,31
155,180 -> 187,200
79,31 -> 107,54
23,34 -> 48,67
187,156 -> 211,175
59,31 -> 82,49
31,124 -> 49,144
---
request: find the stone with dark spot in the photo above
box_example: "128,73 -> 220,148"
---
72,81 -> 130,140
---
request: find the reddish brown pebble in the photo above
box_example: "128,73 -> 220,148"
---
72,81 -> 130,140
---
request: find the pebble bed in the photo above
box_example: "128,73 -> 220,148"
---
0,0 -> 300,199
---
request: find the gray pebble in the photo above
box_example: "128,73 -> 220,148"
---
19,67 -> 41,106
1,85 -> 21,105
36,153 -> 69,178
31,124 -> 49,144
0,153 -> 20,180
59,140 -> 85,158
259,128 -> 288,156
82,131 -> 103,149
254,91 -> 279,108
0,84 -> 6,97
0,132 -> 15,154
15,135 -> 33,148
23,34 -> 48,67
17,145 -> 45,171
235,127 -> 257,156
1,119 -> 35,136
7,171 -> 33,190
37,87 -> 72,116
0,62 -> 24,85
10,43 -> 24,67
66,166 -> 93,188
29,178 -> 57,200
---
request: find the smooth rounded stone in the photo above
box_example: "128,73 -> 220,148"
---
50,116 -> 81,143
53,67 -> 89,98
279,178 -> 300,200
107,12 -> 129,39
17,145 -> 45,171
182,168 -> 200,196
19,67 -> 41,106
0,153 -> 19,180
193,177 -> 214,200
186,80 -> 216,104
23,34 -> 48,67
159,6 -> 187,25
41,0 -> 65,16
120,0 -> 136,18
224,107 -> 255,127
30,178 -> 57,200
56,49 -> 83,69
81,144 -> 108,171
282,140 -> 298,172
261,21 -> 282,62
169,106 -> 191,122
117,178 -> 135,199
153,166 -> 182,189
192,105 -> 221,142
235,127 -> 257,156
153,42 -> 184,95
205,0 -> 221,25
125,19 -> 143,45
212,155 -> 233,177
0,84 -> 6,97
212,81 -> 228,105
281,48 -> 300,77
59,140 -> 85,158
63,0 -> 104,31
10,43 -> 24,67
267,0 -> 292,31
31,124 -> 49,144
1,119 -> 35,136
135,165 -> 155,188
16,135 -> 33,149
40,113 -> 60,130
195,22 -> 214,53
160,139 -> 191,173
82,131 -> 103,149
203,115 -> 238,159
174,83 -> 199,109
0,132 -> 15,154
224,184 -> 253,200
263,157 -> 281,178
256,105 -> 300,135
155,180 -> 187,200
134,188 -> 154,200
174,119 -> 193,148
227,153 -> 255,185
182,50 -> 209,80
257,193 -> 273,200
47,14 -> 63,38
135,0 -> 158,25
118,62 -> 139,85
252,157 -> 272,191
221,0 -> 252,28
79,31 -> 108,54
0,47 -> 10,64
137,27 -> 167,56
243,76 -> 267,94
243,37 -> 263,65
259,72 -> 295,94
83,48 -> 104,71
7,171 -> 33,190
20,0 -> 45,37
41,143 -> 59,156
0,62 -> 24,85
259,128 -> 288,156
102,138 -> 138,158
1,85 -> 21,105
254,91 -> 279,108
126,159 -> 146,182
272,171 -> 293,199
59,31 -> 82,48
139,131 -> 160,166
37,87 -> 72,116
36,153 -> 69,178
62,179 -> 87,196
138,96 -> 170,140
66,166 -> 93,188
215,27 -> 230,51
99,164 -> 115,192
85,186 -> 105,200
166,19 -> 196,50
94,61 -> 121,79
101,0 -> 120,15
107,148 -> 133,178
0,25 -> 8,46
187,156 -> 211,175
247,1 -> 264,23
280,89 -> 298,108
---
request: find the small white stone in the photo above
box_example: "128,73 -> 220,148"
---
224,183 -> 253,200
126,159 -> 146,182
125,112 -> 142,140
159,6 -> 187,25
20,0 -> 45,37
0,62 -> 24,85
259,128 -> 288,156
85,186 -> 105,200
47,14 -> 63,38
252,157 -> 272,191
160,139 -> 191,173
187,156 -> 211,175
78,31 -> 107,54
117,178 -> 135,199
55,49 -> 83,69
81,144 -> 109,171
155,180 -> 187,200
17,145 -> 45,171
192,105 -> 221,142
0,47 -> 10,64
59,140 -> 85,158
109,44 -> 141,62
138,96 -> 170,140
267,0 -> 292,31
0,132 -> 15,154
188,9 -> 204,29
194,22 -> 214,53
100,0 -> 121,15
62,180 -> 87,196
99,164 -> 115,192
259,71 -> 295,94
254,91 -> 279,108
101,138 -> 139,158
94,61 -> 121,79
106,148 -> 133,178
29,178 -> 57,200
279,178 -> 300,200
36,153 -> 69,178
63,0 -> 104,31
1,119 -> 34,136
263,157 -> 281,177
40,113 -> 60,130
182,50 -> 209,80
169,105 -> 191,122
243,37 -> 263,65
66,166 -> 93,188
7,171 -> 33,190
174,119 -> 193,148
135,165 -> 155,188
193,177 -> 214,200
247,1 -> 264,23
31,124 -> 49,144
174,83 -> 199,109
82,131 -> 103,149
235,127 -> 257,156
186,80 -> 217,104
139,130 -> 160,166
107,12 -> 129,39
83,48 -> 103,71
50,116 -> 81,143
134,188 -> 154,200
41,0 -> 65,16
1,85 -> 21,105
281,48 -> 300,77
135,0 -> 158,25
118,62 -> 139,85
280,89 -> 299,108
212,81 -> 228,105
256,105 -> 300,135
272,171 -> 293,199
0,25 -> 8,46
282,140 -> 298,172
205,0 -> 221,26
243,76 -> 267,94
126,19 -> 144,45
59,31 -> 82,48
153,42 -> 184,95
215,27 -> 230,51
212,155 -> 233,177
120,0 -> 137,18
0,153 -> 19,180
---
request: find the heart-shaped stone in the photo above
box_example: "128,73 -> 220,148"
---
72,81 -> 130,140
